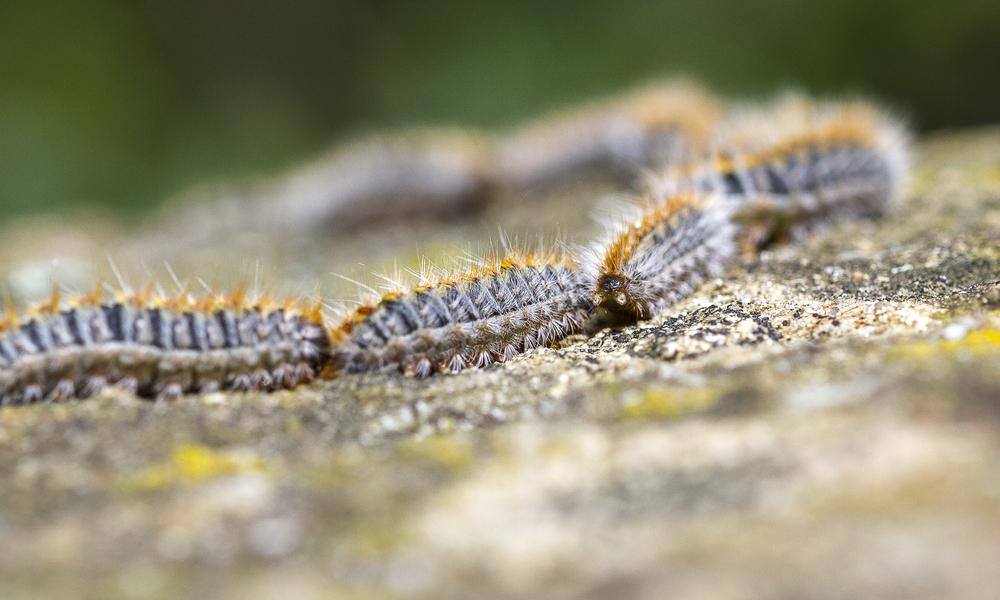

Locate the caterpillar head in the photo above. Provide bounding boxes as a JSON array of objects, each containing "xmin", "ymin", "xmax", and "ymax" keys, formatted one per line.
[{"xmin": 593, "ymin": 272, "xmax": 651, "ymax": 324}]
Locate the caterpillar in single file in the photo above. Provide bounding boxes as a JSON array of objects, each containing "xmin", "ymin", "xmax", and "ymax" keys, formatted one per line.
[
  {"xmin": 650, "ymin": 96, "xmax": 910, "ymax": 249},
  {"xmin": 583, "ymin": 194, "xmax": 736, "ymax": 324},
  {"xmin": 497, "ymin": 81, "xmax": 723, "ymax": 190},
  {"xmin": 0, "ymin": 289, "xmax": 331, "ymax": 405},
  {"xmin": 158, "ymin": 129, "xmax": 498, "ymax": 243},
  {"xmin": 329, "ymin": 250, "xmax": 592, "ymax": 377},
  {"xmin": 154, "ymin": 80, "xmax": 722, "ymax": 244},
  {"xmin": 583, "ymin": 96, "xmax": 908, "ymax": 324}
]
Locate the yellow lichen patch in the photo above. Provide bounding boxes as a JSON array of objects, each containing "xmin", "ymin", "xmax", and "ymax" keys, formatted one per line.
[
  {"xmin": 341, "ymin": 516, "xmax": 417, "ymax": 561},
  {"xmin": 890, "ymin": 329, "xmax": 1000, "ymax": 361},
  {"xmin": 399, "ymin": 435, "xmax": 475, "ymax": 472},
  {"xmin": 119, "ymin": 443, "xmax": 271, "ymax": 494},
  {"xmin": 619, "ymin": 386, "xmax": 722, "ymax": 421}
]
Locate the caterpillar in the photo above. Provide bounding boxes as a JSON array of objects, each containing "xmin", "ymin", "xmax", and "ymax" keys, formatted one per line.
[
  {"xmin": 650, "ymin": 96, "xmax": 911, "ymax": 249},
  {"xmin": 583, "ymin": 194, "xmax": 737, "ymax": 324},
  {"xmin": 497, "ymin": 81, "xmax": 723, "ymax": 190},
  {"xmin": 329, "ymin": 250, "xmax": 592, "ymax": 377},
  {"xmin": 157, "ymin": 128, "xmax": 497, "ymax": 243},
  {"xmin": 258, "ymin": 129, "xmax": 498, "ymax": 231},
  {"xmin": 0, "ymin": 289, "xmax": 331, "ymax": 405},
  {"xmin": 153, "ymin": 81, "xmax": 722, "ymax": 244},
  {"xmin": 0, "ymin": 250, "xmax": 592, "ymax": 404}
]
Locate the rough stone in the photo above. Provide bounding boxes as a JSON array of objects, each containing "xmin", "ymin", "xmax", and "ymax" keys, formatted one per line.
[{"xmin": 0, "ymin": 127, "xmax": 998, "ymax": 599}]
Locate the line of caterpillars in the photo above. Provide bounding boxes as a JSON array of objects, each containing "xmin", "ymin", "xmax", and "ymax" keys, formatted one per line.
[
  {"xmin": 161, "ymin": 80, "xmax": 722, "ymax": 241},
  {"xmin": 0, "ymin": 96, "xmax": 910, "ymax": 405}
]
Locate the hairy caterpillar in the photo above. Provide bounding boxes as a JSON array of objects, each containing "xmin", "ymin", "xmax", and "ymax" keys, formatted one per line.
[
  {"xmin": 259, "ymin": 129, "xmax": 498, "ymax": 231},
  {"xmin": 0, "ymin": 251, "xmax": 592, "ymax": 404},
  {"xmin": 330, "ymin": 251, "xmax": 592, "ymax": 377},
  {"xmin": 498, "ymin": 81, "xmax": 723, "ymax": 190},
  {"xmin": 155, "ymin": 82, "xmax": 722, "ymax": 244},
  {"xmin": 651, "ymin": 97, "xmax": 911, "ymax": 248},
  {"xmin": 158, "ymin": 129, "xmax": 497, "ymax": 243},
  {"xmin": 583, "ymin": 194, "xmax": 736, "ymax": 324},
  {"xmin": 0, "ymin": 289, "xmax": 331, "ymax": 405}
]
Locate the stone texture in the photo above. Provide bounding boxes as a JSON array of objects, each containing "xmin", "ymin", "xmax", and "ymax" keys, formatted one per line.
[{"xmin": 0, "ymin": 127, "xmax": 998, "ymax": 599}]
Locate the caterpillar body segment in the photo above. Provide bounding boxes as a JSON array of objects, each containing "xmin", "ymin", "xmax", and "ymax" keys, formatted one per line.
[
  {"xmin": 583, "ymin": 194, "xmax": 737, "ymax": 325},
  {"xmin": 0, "ymin": 293, "xmax": 331, "ymax": 405},
  {"xmin": 331, "ymin": 253, "xmax": 593, "ymax": 377}
]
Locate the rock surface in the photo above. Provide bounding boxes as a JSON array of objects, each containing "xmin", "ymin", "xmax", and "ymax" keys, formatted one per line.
[{"xmin": 0, "ymin": 127, "xmax": 998, "ymax": 599}]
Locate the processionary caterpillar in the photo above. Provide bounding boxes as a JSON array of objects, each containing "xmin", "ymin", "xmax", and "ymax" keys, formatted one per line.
[
  {"xmin": 0, "ymin": 250, "xmax": 591, "ymax": 404},
  {"xmin": 0, "ymin": 289, "xmax": 330, "ymax": 405},
  {"xmin": 650, "ymin": 96, "xmax": 910, "ymax": 249}
]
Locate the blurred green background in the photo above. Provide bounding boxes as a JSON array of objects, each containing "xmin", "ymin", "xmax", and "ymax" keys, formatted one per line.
[{"xmin": 3, "ymin": 0, "xmax": 999, "ymax": 218}]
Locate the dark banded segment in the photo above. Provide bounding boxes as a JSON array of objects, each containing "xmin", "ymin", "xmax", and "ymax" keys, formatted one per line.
[
  {"xmin": 0, "ymin": 302, "xmax": 332, "ymax": 405},
  {"xmin": 760, "ymin": 164, "xmax": 789, "ymax": 195}
]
